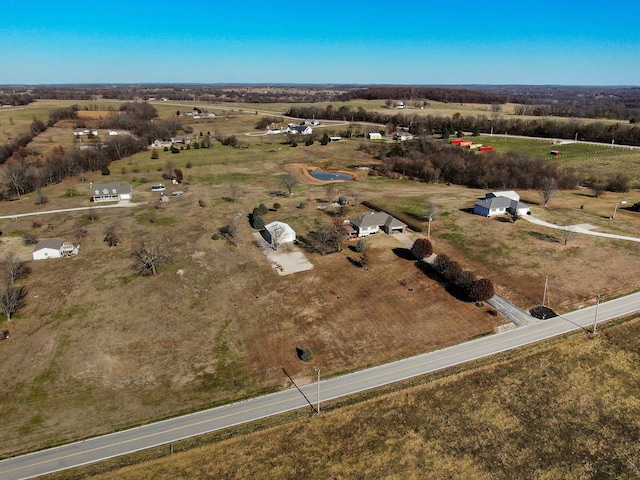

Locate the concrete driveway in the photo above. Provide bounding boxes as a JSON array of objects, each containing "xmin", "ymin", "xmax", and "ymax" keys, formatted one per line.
[
  {"xmin": 522, "ymin": 214, "xmax": 640, "ymax": 243},
  {"xmin": 254, "ymin": 233, "xmax": 313, "ymax": 275}
]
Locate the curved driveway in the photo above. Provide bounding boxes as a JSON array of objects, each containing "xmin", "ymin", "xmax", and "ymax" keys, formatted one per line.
[
  {"xmin": 522, "ymin": 214, "xmax": 640, "ymax": 243},
  {"xmin": 2, "ymin": 292, "xmax": 640, "ymax": 480}
]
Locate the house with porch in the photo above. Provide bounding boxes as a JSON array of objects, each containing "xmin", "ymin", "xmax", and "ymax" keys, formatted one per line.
[
  {"xmin": 349, "ymin": 211, "xmax": 407, "ymax": 237},
  {"xmin": 91, "ymin": 183, "xmax": 133, "ymax": 202},
  {"xmin": 474, "ymin": 191, "xmax": 530, "ymax": 217}
]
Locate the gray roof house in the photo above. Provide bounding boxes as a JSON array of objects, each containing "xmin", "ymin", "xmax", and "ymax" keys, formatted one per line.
[
  {"xmin": 474, "ymin": 193, "xmax": 530, "ymax": 217},
  {"xmin": 91, "ymin": 183, "xmax": 133, "ymax": 202},
  {"xmin": 350, "ymin": 212, "xmax": 407, "ymax": 237}
]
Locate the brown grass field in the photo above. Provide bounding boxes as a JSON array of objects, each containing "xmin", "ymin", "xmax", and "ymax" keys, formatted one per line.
[
  {"xmin": 46, "ymin": 317, "xmax": 640, "ymax": 480},
  {"xmin": 0, "ymin": 104, "xmax": 639, "ymax": 466}
]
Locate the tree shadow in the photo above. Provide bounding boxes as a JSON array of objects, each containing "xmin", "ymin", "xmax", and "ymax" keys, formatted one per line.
[
  {"xmin": 392, "ymin": 247, "xmax": 414, "ymax": 260},
  {"xmin": 527, "ymin": 231, "xmax": 560, "ymax": 243}
]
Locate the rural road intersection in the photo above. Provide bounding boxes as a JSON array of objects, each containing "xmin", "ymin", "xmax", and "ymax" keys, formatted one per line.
[{"xmin": 2, "ymin": 291, "xmax": 640, "ymax": 480}]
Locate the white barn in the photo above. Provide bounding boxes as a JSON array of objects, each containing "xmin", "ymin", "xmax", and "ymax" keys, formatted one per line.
[{"xmin": 263, "ymin": 221, "xmax": 296, "ymax": 249}]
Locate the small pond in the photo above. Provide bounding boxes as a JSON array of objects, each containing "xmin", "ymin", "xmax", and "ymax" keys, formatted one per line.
[{"xmin": 310, "ymin": 170, "xmax": 353, "ymax": 181}]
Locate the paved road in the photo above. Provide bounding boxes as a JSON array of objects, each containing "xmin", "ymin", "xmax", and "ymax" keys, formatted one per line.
[{"xmin": 2, "ymin": 291, "xmax": 640, "ymax": 480}]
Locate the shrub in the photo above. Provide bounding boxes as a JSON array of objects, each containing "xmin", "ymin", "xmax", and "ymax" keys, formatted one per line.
[
  {"xmin": 257, "ymin": 203, "xmax": 269, "ymax": 215},
  {"xmin": 251, "ymin": 214, "xmax": 265, "ymax": 230},
  {"xmin": 185, "ymin": 161, "xmax": 193, "ymax": 168},
  {"xmin": 23, "ymin": 233, "xmax": 38, "ymax": 246},
  {"xmin": 170, "ymin": 146, "xmax": 180, "ymax": 154},
  {"xmin": 355, "ymin": 239, "xmax": 366, "ymax": 253},
  {"xmin": 305, "ymin": 138, "xmax": 314, "ymax": 146},
  {"xmin": 297, "ymin": 202, "xmax": 306, "ymax": 209},
  {"xmin": 300, "ymin": 348, "xmax": 314, "ymax": 362},
  {"xmin": 151, "ymin": 149, "xmax": 160, "ymax": 159},
  {"xmin": 468, "ymin": 278, "xmax": 495, "ymax": 302},
  {"xmin": 273, "ymin": 202, "xmax": 281, "ymax": 211},
  {"xmin": 411, "ymin": 238, "xmax": 433, "ymax": 260},
  {"xmin": 101, "ymin": 166, "xmax": 110, "ymax": 176},
  {"xmin": 198, "ymin": 199, "xmax": 206, "ymax": 208},
  {"xmin": 211, "ymin": 233, "xmax": 221, "ymax": 240}
]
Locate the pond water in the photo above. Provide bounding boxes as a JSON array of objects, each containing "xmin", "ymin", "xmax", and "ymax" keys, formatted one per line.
[{"xmin": 310, "ymin": 170, "xmax": 353, "ymax": 181}]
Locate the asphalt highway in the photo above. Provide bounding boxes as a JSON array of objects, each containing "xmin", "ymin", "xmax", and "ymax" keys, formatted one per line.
[{"xmin": 2, "ymin": 292, "xmax": 640, "ymax": 480}]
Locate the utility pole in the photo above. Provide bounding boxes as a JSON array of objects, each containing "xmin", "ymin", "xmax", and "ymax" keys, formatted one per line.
[
  {"xmin": 542, "ymin": 275, "xmax": 549, "ymax": 307},
  {"xmin": 593, "ymin": 294, "xmax": 601, "ymax": 334},
  {"xmin": 613, "ymin": 200, "xmax": 627, "ymax": 219},
  {"xmin": 427, "ymin": 215, "xmax": 432, "ymax": 238},
  {"xmin": 314, "ymin": 368, "xmax": 320, "ymax": 415}
]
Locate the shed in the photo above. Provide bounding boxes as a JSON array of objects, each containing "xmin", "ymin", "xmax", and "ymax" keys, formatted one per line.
[
  {"xmin": 367, "ymin": 132, "xmax": 383, "ymax": 140},
  {"xmin": 263, "ymin": 221, "xmax": 296, "ymax": 249}
]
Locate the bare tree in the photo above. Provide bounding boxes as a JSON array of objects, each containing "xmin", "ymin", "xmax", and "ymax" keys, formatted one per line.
[
  {"xmin": 562, "ymin": 227, "xmax": 575, "ymax": 245},
  {"xmin": 325, "ymin": 183, "xmax": 336, "ymax": 203},
  {"xmin": 229, "ymin": 184, "xmax": 243, "ymax": 202},
  {"xmin": 281, "ymin": 172, "xmax": 299, "ymax": 196},
  {"xmin": 35, "ymin": 187, "xmax": 48, "ymax": 205},
  {"xmin": 1, "ymin": 253, "xmax": 31, "ymax": 284},
  {"xmin": 75, "ymin": 225, "xmax": 88, "ymax": 239},
  {"xmin": 226, "ymin": 213, "xmax": 243, "ymax": 247},
  {"xmin": 104, "ymin": 223, "xmax": 121, "ymax": 247},
  {"xmin": 307, "ymin": 227, "xmax": 341, "ymax": 255},
  {"xmin": 424, "ymin": 200, "xmax": 439, "ymax": 221},
  {"xmin": 0, "ymin": 283, "xmax": 27, "ymax": 320},
  {"xmin": 132, "ymin": 238, "xmax": 172, "ymax": 275},
  {"xmin": 539, "ymin": 177, "xmax": 557, "ymax": 207},
  {"xmin": 87, "ymin": 208, "xmax": 99, "ymax": 222}
]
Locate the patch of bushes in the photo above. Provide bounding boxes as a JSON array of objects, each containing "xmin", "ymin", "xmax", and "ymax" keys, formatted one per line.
[{"xmin": 429, "ymin": 254, "xmax": 495, "ymax": 302}]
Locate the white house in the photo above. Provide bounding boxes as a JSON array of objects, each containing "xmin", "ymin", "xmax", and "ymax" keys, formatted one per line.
[
  {"xmin": 486, "ymin": 191, "xmax": 520, "ymax": 202},
  {"xmin": 474, "ymin": 192, "xmax": 530, "ymax": 217},
  {"xmin": 32, "ymin": 239, "xmax": 73, "ymax": 260},
  {"xmin": 91, "ymin": 183, "xmax": 133, "ymax": 202},
  {"xmin": 350, "ymin": 212, "xmax": 407, "ymax": 237},
  {"xmin": 286, "ymin": 125, "xmax": 313, "ymax": 135},
  {"xmin": 263, "ymin": 221, "xmax": 296, "ymax": 249}
]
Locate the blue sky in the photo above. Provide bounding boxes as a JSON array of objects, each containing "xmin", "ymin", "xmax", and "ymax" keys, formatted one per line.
[{"xmin": 2, "ymin": 0, "xmax": 638, "ymax": 85}]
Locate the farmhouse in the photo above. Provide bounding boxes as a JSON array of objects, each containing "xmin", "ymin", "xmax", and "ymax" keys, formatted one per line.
[
  {"xmin": 474, "ymin": 192, "xmax": 530, "ymax": 217},
  {"xmin": 286, "ymin": 125, "xmax": 313, "ymax": 135},
  {"xmin": 91, "ymin": 183, "xmax": 133, "ymax": 202},
  {"xmin": 73, "ymin": 128, "xmax": 98, "ymax": 137},
  {"xmin": 32, "ymin": 239, "xmax": 74, "ymax": 260},
  {"xmin": 350, "ymin": 212, "xmax": 407, "ymax": 237},
  {"xmin": 263, "ymin": 221, "xmax": 296, "ymax": 249}
]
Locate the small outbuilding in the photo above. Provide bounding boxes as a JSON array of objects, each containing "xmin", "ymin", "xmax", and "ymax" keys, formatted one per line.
[
  {"xmin": 350, "ymin": 212, "xmax": 407, "ymax": 237},
  {"xmin": 263, "ymin": 221, "xmax": 296, "ymax": 249}
]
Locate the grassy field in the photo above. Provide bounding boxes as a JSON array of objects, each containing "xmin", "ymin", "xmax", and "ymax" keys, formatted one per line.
[
  {"xmin": 47, "ymin": 316, "xmax": 640, "ymax": 480},
  {"xmin": 1, "ymin": 103, "xmax": 640, "ymax": 461}
]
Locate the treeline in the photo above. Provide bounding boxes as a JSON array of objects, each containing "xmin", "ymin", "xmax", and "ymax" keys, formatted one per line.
[
  {"xmin": 362, "ymin": 139, "xmax": 579, "ymax": 191},
  {"xmin": 286, "ymin": 105, "xmax": 640, "ymax": 146},
  {"xmin": 0, "ymin": 92, "xmax": 36, "ymax": 106},
  {"xmin": 1, "ymin": 135, "xmax": 146, "ymax": 198},
  {"xmin": 0, "ymin": 102, "xmax": 174, "ymax": 198},
  {"xmin": 97, "ymin": 102, "xmax": 182, "ymax": 143},
  {"xmin": 338, "ymin": 86, "xmax": 509, "ymax": 105}
]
